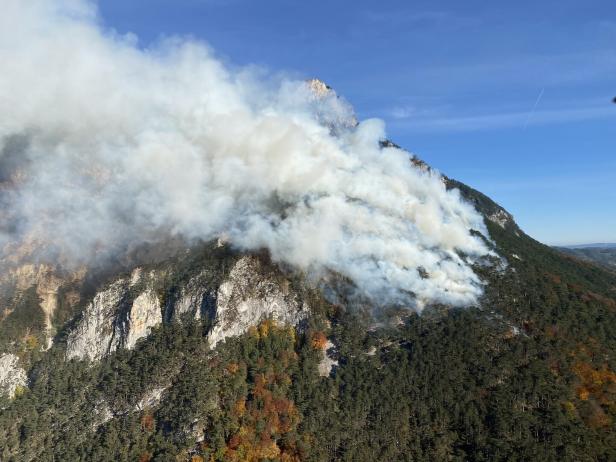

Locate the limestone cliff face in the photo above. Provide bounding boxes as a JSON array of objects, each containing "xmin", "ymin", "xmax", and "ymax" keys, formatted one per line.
[
  {"xmin": 208, "ymin": 256, "xmax": 309, "ymax": 347},
  {"xmin": 0, "ymin": 353, "xmax": 27, "ymax": 398},
  {"xmin": 171, "ymin": 270, "xmax": 213, "ymax": 321},
  {"xmin": 65, "ymin": 278, "xmax": 129, "ymax": 361},
  {"xmin": 64, "ymin": 254, "xmax": 309, "ymax": 361},
  {"xmin": 124, "ymin": 289, "xmax": 162, "ymax": 351},
  {"xmin": 66, "ymin": 269, "xmax": 163, "ymax": 361}
]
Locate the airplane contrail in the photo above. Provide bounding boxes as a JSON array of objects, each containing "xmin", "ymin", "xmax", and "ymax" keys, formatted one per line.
[{"xmin": 523, "ymin": 87, "xmax": 545, "ymax": 129}]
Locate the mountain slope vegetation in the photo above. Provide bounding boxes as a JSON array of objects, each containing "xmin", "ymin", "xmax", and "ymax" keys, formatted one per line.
[
  {"xmin": 1, "ymin": 178, "xmax": 616, "ymax": 462},
  {"xmin": 556, "ymin": 246, "xmax": 616, "ymax": 271}
]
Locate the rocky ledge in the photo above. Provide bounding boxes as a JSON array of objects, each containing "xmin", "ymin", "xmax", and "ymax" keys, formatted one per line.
[{"xmin": 66, "ymin": 255, "xmax": 309, "ymax": 361}]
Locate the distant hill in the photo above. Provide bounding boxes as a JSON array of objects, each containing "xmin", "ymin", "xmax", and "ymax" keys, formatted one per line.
[
  {"xmin": 563, "ymin": 243, "xmax": 616, "ymax": 249},
  {"xmin": 556, "ymin": 245, "xmax": 616, "ymax": 270}
]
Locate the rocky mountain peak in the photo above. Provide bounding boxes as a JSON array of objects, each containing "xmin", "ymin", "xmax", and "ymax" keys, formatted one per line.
[{"xmin": 306, "ymin": 78, "xmax": 333, "ymax": 98}]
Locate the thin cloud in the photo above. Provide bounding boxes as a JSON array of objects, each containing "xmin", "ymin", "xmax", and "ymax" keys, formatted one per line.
[
  {"xmin": 361, "ymin": 10, "xmax": 480, "ymax": 28},
  {"xmin": 474, "ymin": 171, "xmax": 616, "ymax": 194},
  {"xmin": 387, "ymin": 105, "xmax": 416, "ymax": 119},
  {"xmin": 391, "ymin": 105, "xmax": 616, "ymax": 133},
  {"xmin": 346, "ymin": 50, "xmax": 616, "ymax": 102}
]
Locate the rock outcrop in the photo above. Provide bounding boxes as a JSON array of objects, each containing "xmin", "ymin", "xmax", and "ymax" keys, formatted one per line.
[
  {"xmin": 488, "ymin": 209, "xmax": 515, "ymax": 229},
  {"xmin": 0, "ymin": 353, "xmax": 27, "ymax": 398},
  {"xmin": 171, "ymin": 270, "xmax": 214, "ymax": 321},
  {"xmin": 125, "ymin": 289, "xmax": 162, "ymax": 351},
  {"xmin": 65, "ymin": 254, "xmax": 309, "ymax": 360},
  {"xmin": 66, "ymin": 269, "xmax": 162, "ymax": 361},
  {"xmin": 306, "ymin": 78, "xmax": 358, "ymax": 131},
  {"xmin": 66, "ymin": 278, "xmax": 128, "ymax": 361},
  {"xmin": 317, "ymin": 339, "xmax": 338, "ymax": 377},
  {"xmin": 208, "ymin": 256, "xmax": 309, "ymax": 347},
  {"xmin": 135, "ymin": 386, "xmax": 167, "ymax": 411}
]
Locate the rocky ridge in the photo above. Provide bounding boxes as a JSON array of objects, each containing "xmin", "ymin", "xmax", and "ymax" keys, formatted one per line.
[{"xmin": 64, "ymin": 255, "xmax": 308, "ymax": 362}]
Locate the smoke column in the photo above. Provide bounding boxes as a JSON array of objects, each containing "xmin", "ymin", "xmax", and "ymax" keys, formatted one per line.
[{"xmin": 0, "ymin": 0, "xmax": 494, "ymax": 309}]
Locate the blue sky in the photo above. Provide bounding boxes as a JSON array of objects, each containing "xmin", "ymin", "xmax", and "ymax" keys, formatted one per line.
[{"xmin": 98, "ymin": 0, "xmax": 615, "ymax": 245}]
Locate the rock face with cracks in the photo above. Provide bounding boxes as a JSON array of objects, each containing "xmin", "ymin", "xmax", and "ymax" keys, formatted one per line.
[
  {"xmin": 170, "ymin": 270, "xmax": 213, "ymax": 321},
  {"xmin": 66, "ymin": 269, "xmax": 163, "ymax": 361},
  {"xmin": 208, "ymin": 256, "xmax": 309, "ymax": 347},
  {"xmin": 0, "ymin": 353, "xmax": 27, "ymax": 398},
  {"xmin": 64, "ymin": 254, "xmax": 309, "ymax": 361}
]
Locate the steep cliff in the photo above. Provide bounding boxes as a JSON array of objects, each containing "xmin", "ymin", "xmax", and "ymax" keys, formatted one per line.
[
  {"xmin": 66, "ymin": 269, "xmax": 163, "ymax": 361},
  {"xmin": 0, "ymin": 353, "xmax": 27, "ymax": 398},
  {"xmin": 208, "ymin": 255, "xmax": 309, "ymax": 347},
  {"xmin": 63, "ymin": 254, "xmax": 308, "ymax": 362}
]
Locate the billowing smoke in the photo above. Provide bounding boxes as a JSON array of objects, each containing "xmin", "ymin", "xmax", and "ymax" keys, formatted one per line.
[{"xmin": 0, "ymin": 0, "xmax": 493, "ymax": 309}]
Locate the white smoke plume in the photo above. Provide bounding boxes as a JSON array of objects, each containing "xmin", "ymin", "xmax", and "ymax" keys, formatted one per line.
[{"xmin": 0, "ymin": 0, "xmax": 493, "ymax": 309}]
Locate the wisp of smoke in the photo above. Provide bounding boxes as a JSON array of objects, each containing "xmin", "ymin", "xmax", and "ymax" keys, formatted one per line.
[{"xmin": 0, "ymin": 0, "xmax": 493, "ymax": 309}]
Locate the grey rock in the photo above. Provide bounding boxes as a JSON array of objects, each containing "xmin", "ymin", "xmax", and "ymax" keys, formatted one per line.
[{"xmin": 0, "ymin": 353, "xmax": 27, "ymax": 398}]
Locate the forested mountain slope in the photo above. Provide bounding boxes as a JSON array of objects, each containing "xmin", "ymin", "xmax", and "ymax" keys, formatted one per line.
[
  {"xmin": 556, "ymin": 246, "xmax": 616, "ymax": 271},
  {"xmin": 0, "ymin": 159, "xmax": 615, "ymax": 462}
]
